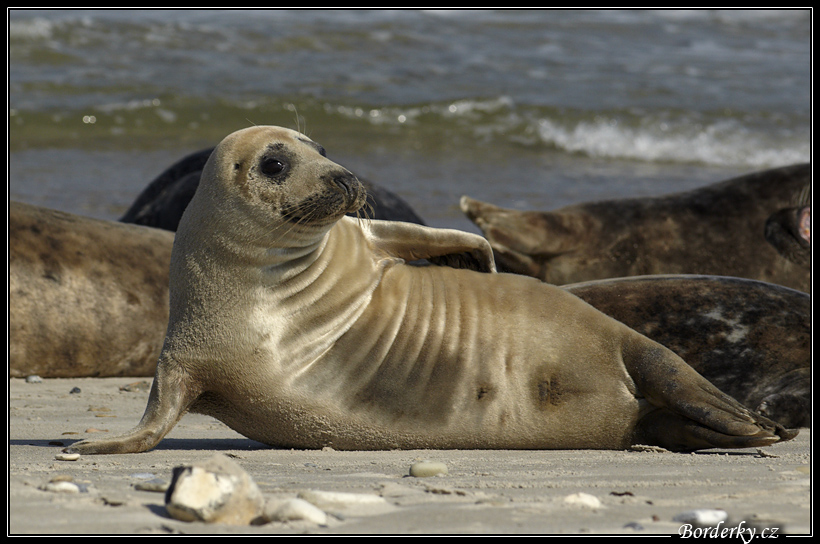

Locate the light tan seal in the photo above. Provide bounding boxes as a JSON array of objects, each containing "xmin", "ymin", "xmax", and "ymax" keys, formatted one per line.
[
  {"xmin": 65, "ymin": 126, "xmax": 796, "ymax": 455},
  {"xmin": 9, "ymin": 201, "xmax": 173, "ymax": 378}
]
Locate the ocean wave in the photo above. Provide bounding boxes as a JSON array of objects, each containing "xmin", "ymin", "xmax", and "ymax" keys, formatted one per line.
[
  {"xmin": 328, "ymin": 97, "xmax": 809, "ymax": 169},
  {"xmin": 8, "ymin": 16, "xmax": 57, "ymax": 40},
  {"xmin": 533, "ymin": 115, "xmax": 809, "ymax": 168},
  {"xmin": 10, "ymin": 91, "xmax": 808, "ymax": 170}
]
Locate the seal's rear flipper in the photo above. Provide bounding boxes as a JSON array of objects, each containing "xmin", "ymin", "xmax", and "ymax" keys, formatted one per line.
[
  {"xmin": 624, "ymin": 339, "xmax": 798, "ymax": 451},
  {"xmin": 633, "ymin": 408, "xmax": 797, "ymax": 452}
]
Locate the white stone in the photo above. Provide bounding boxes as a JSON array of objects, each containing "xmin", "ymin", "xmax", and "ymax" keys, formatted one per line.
[
  {"xmin": 563, "ymin": 492, "xmax": 602, "ymax": 509},
  {"xmin": 164, "ymin": 454, "xmax": 265, "ymax": 525},
  {"xmin": 265, "ymin": 498, "xmax": 328, "ymax": 525},
  {"xmin": 41, "ymin": 481, "xmax": 81, "ymax": 494},
  {"xmin": 673, "ymin": 508, "xmax": 728, "ymax": 526},
  {"xmin": 55, "ymin": 452, "xmax": 81, "ymax": 461},
  {"xmin": 409, "ymin": 460, "xmax": 448, "ymax": 477},
  {"xmin": 298, "ymin": 490, "xmax": 387, "ymax": 508}
]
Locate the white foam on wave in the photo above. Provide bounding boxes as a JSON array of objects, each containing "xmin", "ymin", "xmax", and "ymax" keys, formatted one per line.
[
  {"xmin": 8, "ymin": 17, "xmax": 54, "ymax": 40},
  {"xmin": 535, "ymin": 116, "xmax": 809, "ymax": 168}
]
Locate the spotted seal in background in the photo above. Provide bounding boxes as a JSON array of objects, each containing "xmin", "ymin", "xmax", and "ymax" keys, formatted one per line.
[{"xmin": 563, "ymin": 275, "xmax": 811, "ymax": 428}]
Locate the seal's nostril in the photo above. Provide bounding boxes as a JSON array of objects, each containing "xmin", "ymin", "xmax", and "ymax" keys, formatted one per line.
[
  {"xmin": 333, "ymin": 177, "xmax": 351, "ymax": 196},
  {"xmin": 332, "ymin": 173, "xmax": 359, "ymax": 197}
]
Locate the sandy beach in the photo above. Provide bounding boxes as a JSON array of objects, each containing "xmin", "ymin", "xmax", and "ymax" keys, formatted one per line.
[{"xmin": 8, "ymin": 376, "xmax": 810, "ymax": 535}]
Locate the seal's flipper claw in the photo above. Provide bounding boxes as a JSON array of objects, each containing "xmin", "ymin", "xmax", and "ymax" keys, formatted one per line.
[{"xmin": 633, "ymin": 409, "xmax": 786, "ymax": 451}]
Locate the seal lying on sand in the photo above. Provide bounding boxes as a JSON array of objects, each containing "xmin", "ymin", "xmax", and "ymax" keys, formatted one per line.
[
  {"xmin": 460, "ymin": 164, "xmax": 811, "ymax": 293},
  {"xmin": 120, "ymin": 147, "xmax": 426, "ymax": 231},
  {"xmin": 65, "ymin": 126, "xmax": 796, "ymax": 455},
  {"xmin": 9, "ymin": 201, "xmax": 173, "ymax": 378},
  {"xmin": 563, "ymin": 275, "xmax": 811, "ymax": 428}
]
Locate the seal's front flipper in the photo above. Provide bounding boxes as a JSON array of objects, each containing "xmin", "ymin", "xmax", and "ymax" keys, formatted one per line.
[
  {"xmin": 63, "ymin": 361, "xmax": 194, "ymax": 455},
  {"xmin": 362, "ymin": 218, "xmax": 497, "ymax": 273},
  {"xmin": 625, "ymin": 339, "xmax": 798, "ymax": 451}
]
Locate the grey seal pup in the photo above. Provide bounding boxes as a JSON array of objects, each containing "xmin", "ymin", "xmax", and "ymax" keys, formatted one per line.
[{"xmin": 65, "ymin": 126, "xmax": 796, "ymax": 455}]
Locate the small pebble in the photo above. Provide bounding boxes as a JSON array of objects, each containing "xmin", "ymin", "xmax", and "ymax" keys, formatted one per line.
[
  {"xmin": 120, "ymin": 380, "xmax": 151, "ymax": 392},
  {"xmin": 40, "ymin": 481, "xmax": 82, "ymax": 494},
  {"xmin": 563, "ymin": 492, "xmax": 602, "ymax": 509},
  {"xmin": 298, "ymin": 490, "xmax": 387, "ymax": 509},
  {"xmin": 756, "ymin": 448, "xmax": 778, "ymax": 458},
  {"xmin": 25, "ymin": 375, "xmax": 42, "ymax": 383},
  {"xmin": 55, "ymin": 452, "xmax": 80, "ymax": 461},
  {"xmin": 623, "ymin": 521, "xmax": 644, "ymax": 531},
  {"xmin": 409, "ymin": 460, "xmax": 448, "ymax": 478},
  {"xmin": 673, "ymin": 508, "xmax": 728, "ymax": 526},
  {"xmin": 69, "ymin": 387, "xmax": 81, "ymax": 394},
  {"xmin": 101, "ymin": 496, "xmax": 127, "ymax": 507},
  {"xmin": 265, "ymin": 498, "xmax": 327, "ymax": 525},
  {"xmin": 135, "ymin": 478, "xmax": 169, "ymax": 493}
]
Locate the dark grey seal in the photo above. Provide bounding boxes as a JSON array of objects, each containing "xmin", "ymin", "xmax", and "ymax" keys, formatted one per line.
[
  {"xmin": 461, "ymin": 164, "xmax": 811, "ymax": 293},
  {"xmin": 120, "ymin": 147, "xmax": 426, "ymax": 231},
  {"xmin": 563, "ymin": 275, "xmax": 811, "ymax": 428},
  {"xmin": 9, "ymin": 201, "xmax": 172, "ymax": 378}
]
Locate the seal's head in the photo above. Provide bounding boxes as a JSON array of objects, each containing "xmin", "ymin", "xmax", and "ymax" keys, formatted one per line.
[{"xmin": 196, "ymin": 126, "xmax": 366, "ymax": 235}]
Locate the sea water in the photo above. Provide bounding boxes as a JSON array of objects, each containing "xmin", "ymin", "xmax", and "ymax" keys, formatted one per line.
[{"xmin": 9, "ymin": 9, "xmax": 811, "ymax": 231}]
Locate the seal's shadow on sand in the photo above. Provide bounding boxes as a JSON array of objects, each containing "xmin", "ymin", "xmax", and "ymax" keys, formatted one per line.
[
  {"xmin": 12, "ymin": 438, "xmax": 271, "ymax": 451},
  {"xmin": 15, "ymin": 438, "xmax": 766, "ymax": 457}
]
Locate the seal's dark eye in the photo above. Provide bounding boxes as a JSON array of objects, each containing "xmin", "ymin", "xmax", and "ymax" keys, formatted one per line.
[{"xmin": 260, "ymin": 158, "xmax": 286, "ymax": 176}]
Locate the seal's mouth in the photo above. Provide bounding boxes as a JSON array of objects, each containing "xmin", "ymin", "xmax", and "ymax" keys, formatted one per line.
[
  {"xmin": 798, "ymin": 206, "xmax": 810, "ymax": 244},
  {"xmin": 280, "ymin": 171, "xmax": 366, "ymax": 226}
]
